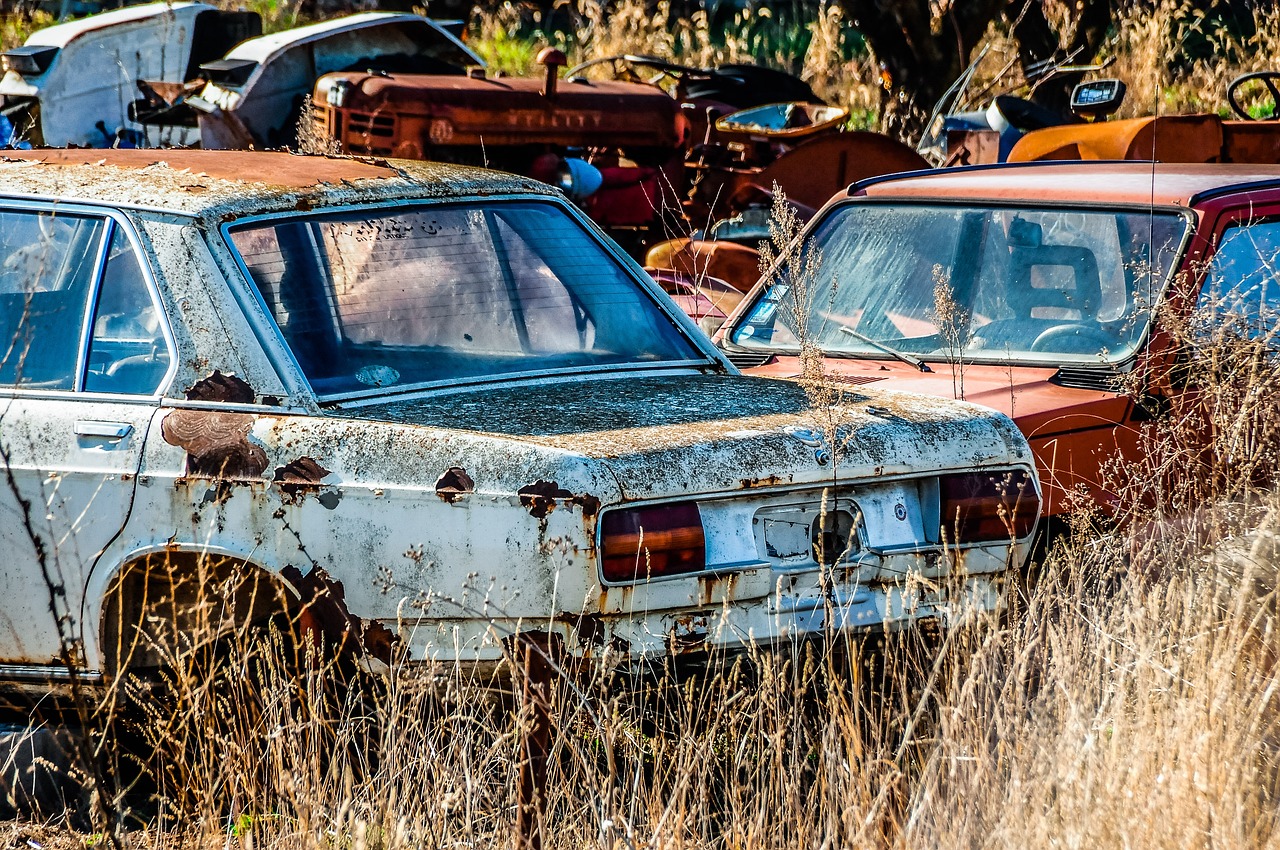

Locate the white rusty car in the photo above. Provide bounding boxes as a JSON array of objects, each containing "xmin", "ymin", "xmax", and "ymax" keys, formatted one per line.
[{"xmin": 0, "ymin": 150, "xmax": 1038, "ymax": 695}]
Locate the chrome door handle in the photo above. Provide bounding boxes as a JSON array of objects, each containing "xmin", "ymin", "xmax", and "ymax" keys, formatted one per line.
[{"xmin": 74, "ymin": 420, "xmax": 133, "ymax": 439}]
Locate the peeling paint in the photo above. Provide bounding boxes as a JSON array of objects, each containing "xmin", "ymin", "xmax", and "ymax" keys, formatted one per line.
[
  {"xmin": 274, "ymin": 456, "xmax": 334, "ymax": 506},
  {"xmin": 556, "ymin": 611, "xmax": 606, "ymax": 649},
  {"xmin": 161, "ymin": 410, "xmax": 268, "ymax": 479},
  {"xmin": 567, "ymin": 493, "xmax": 601, "ymax": 518},
  {"xmin": 435, "ymin": 467, "xmax": 475, "ymax": 503},
  {"xmin": 518, "ymin": 480, "xmax": 573, "ymax": 519},
  {"xmin": 740, "ymin": 474, "xmax": 787, "ymax": 489},
  {"xmin": 280, "ymin": 564, "xmax": 397, "ymax": 665},
  {"xmin": 184, "ymin": 370, "xmax": 255, "ymax": 404},
  {"xmin": 668, "ymin": 615, "xmax": 709, "ymax": 653}
]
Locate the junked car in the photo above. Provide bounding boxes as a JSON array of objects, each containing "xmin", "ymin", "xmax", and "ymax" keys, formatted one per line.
[
  {"xmin": 0, "ymin": 5, "xmax": 477, "ymax": 151},
  {"xmin": 0, "ymin": 2, "xmax": 260, "ymax": 148},
  {"xmin": 0, "ymin": 150, "xmax": 1038, "ymax": 706},
  {"xmin": 718, "ymin": 161, "xmax": 1280, "ymax": 522},
  {"xmin": 191, "ymin": 11, "xmax": 481, "ymax": 150}
]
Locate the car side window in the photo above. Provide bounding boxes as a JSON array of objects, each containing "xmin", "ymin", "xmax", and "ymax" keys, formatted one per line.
[
  {"xmin": 84, "ymin": 226, "xmax": 170, "ymax": 395},
  {"xmin": 0, "ymin": 210, "xmax": 106, "ymax": 389},
  {"xmin": 1201, "ymin": 219, "xmax": 1280, "ymax": 340}
]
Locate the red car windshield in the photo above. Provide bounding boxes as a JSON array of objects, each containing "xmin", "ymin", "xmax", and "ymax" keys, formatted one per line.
[
  {"xmin": 229, "ymin": 200, "xmax": 703, "ymax": 397},
  {"xmin": 728, "ymin": 202, "xmax": 1189, "ymax": 366}
]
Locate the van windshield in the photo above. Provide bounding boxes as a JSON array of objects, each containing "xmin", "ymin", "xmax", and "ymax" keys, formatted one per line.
[
  {"xmin": 727, "ymin": 202, "xmax": 1189, "ymax": 366},
  {"xmin": 228, "ymin": 200, "xmax": 702, "ymax": 397}
]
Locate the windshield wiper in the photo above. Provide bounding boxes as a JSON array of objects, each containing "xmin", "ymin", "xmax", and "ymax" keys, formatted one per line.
[{"xmin": 838, "ymin": 326, "xmax": 932, "ymax": 373}]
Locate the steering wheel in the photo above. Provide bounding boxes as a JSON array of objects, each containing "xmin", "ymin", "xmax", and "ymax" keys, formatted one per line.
[
  {"xmin": 1228, "ymin": 72, "xmax": 1280, "ymax": 120},
  {"xmin": 565, "ymin": 53, "xmax": 704, "ymax": 84},
  {"xmin": 1030, "ymin": 324, "xmax": 1114, "ymax": 354}
]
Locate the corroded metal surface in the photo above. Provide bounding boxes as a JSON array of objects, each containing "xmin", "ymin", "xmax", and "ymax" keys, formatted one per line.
[
  {"xmin": 0, "ymin": 150, "xmax": 552, "ymax": 218},
  {"xmin": 0, "ymin": 161, "xmax": 1038, "ymax": 690}
]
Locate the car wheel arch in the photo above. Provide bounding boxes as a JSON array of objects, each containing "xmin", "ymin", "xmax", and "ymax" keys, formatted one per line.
[{"xmin": 96, "ymin": 548, "xmax": 302, "ymax": 679}]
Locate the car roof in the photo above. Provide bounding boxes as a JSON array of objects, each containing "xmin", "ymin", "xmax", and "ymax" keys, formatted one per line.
[
  {"xmin": 0, "ymin": 149, "xmax": 553, "ymax": 218},
  {"xmin": 222, "ymin": 12, "xmax": 480, "ymax": 66},
  {"xmin": 21, "ymin": 1, "xmax": 210, "ymax": 48},
  {"xmin": 856, "ymin": 162, "xmax": 1280, "ymax": 208}
]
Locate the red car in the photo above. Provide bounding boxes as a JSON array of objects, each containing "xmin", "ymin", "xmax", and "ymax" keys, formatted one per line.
[{"xmin": 718, "ymin": 162, "xmax": 1280, "ymax": 520}]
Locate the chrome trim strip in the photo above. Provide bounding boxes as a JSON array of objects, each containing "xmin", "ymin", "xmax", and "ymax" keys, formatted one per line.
[{"xmin": 0, "ymin": 664, "xmax": 103, "ymax": 682}]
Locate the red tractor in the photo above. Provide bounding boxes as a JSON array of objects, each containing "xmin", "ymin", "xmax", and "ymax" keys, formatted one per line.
[{"xmin": 309, "ymin": 50, "xmax": 928, "ymax": 261}]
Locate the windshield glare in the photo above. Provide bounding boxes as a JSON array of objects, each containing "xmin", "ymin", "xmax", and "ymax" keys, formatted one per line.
[
  {"xmin": 729, "ymin": 202, "xmax": 1189, "ymax": 366},
  {"xmin": 229, "ymin": 201, "xmax": 701, "ymax": 396}
]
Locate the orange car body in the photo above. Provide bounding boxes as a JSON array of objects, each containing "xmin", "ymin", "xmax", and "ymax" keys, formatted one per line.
[{"xmin": 719, "ymin": 162, "xmax": 1280, "ymax": 519}]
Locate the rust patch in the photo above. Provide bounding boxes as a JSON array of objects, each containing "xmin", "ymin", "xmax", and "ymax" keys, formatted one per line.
[
  {"xmin": 162, "ymin": 410, "xmax": 267, "ymax": 479},
  {"xmin": 185, "ymin": 370, "xmax": 255, "ymax": 404},
  {"xmin": 281, "ymin": 564, "xmax": 397, "ymax": 665},
  {"xmin": 668, "ymin": 615, "xmax": 709, "ymax": 653},
  {"xmin": 740, "ymin": 474, "xmax": 786, "ymax": 489},
  {"xmin": 435, "ymin": 467, "xmax": 475, "ymax": 503},
  {"xmin": 698, "ymin": 572, "xmax": 737, "ymax": 607},
  {"xmin": 274, "ymin": 457, "xmax": 334, "ymax": 505},
  {"xmin": 518, "ymin": 480, "xmax": 573, "ymax": 519},
  {"xmin": 275, "ymin": 456, "xmax": 329, "ymax": 484},
  {"xmin": 556, "ymin": 611, "xmax": 606, "ymax": 649},
  {"xmin": 567, "ymin": 493, "xmax": 601, "ymax": 518}
]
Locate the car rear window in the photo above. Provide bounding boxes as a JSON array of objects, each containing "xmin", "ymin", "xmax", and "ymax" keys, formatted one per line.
[{"xmin": 228, "ymin": 200, "xmax": 702, "ymax": 397}]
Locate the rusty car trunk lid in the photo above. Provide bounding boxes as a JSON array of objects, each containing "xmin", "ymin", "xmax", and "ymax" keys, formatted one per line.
[{"xmin": 329, "ymin": 374, "xmax": 1030, "ymax": 500}]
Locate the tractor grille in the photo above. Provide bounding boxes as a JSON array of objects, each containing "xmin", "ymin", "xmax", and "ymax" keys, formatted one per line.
[{"xmin": 345, "ymin": 112, "xmax": 396, "ymax": 156}]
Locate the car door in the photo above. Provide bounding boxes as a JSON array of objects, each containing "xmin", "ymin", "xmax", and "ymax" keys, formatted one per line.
[
  {"xmin": 1197, "ymin": 207, "xmax": 1280, "ymax": 339},
  {"xmin": 0, "ymin": 205, "xmax": 172, "ymax": 680}
]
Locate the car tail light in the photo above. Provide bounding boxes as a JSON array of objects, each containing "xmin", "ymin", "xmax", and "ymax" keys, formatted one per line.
[
  {"xmin": 939, "ymin": 470, "xmax": 1038, "ymax": 543},
  {"xmin": 601, "ymin": 502, "xmax": 705, "ymax": 582}
]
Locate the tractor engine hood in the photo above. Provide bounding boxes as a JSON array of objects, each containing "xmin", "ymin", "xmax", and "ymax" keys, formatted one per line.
[{"xmin": 313, "ymin": 71, "xmax": 682, "ymax": 151}]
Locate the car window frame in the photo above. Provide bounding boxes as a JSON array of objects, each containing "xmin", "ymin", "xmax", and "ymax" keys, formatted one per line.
[
  {"xmin": 219, "ymin": 193, "xmax": 726, "ymax": 404},
  {"xmin": 719, "ymin": 195, "xmax": 1197, "ymax": 371},
  {"xmin": 0, "ymin": 198, "xmax": 177, "ymax": 400},
  {"xmin": 1197, "ymin": 202, "xmax": 1280, "ymax": 330}
]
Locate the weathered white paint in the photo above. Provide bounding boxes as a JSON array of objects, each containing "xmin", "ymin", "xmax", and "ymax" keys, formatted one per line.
[{"xmin": 0, "ymin": 155, "xmax": 1039, "ymax": 687}]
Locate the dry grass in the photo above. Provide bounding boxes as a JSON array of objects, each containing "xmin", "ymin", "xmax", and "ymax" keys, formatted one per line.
[
  {"xmin": 6, "ymin": 494, "xmax": 1280, "ymax": 848},
  {"xmin": 1104, "ymin": 1, "xmax": 1280, "ymax": 119}
]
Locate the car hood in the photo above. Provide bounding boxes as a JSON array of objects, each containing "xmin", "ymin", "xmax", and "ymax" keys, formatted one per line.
[
  {"xmin": 743, "ymin": 356, "xmax": 1131, "ymax": 437},
  {"xmin": 331, "ymin": 374, "xmax": 1032, "ymax": 500}
]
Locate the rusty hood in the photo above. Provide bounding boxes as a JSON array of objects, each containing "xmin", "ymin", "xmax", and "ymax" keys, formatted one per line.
[{"xmin": 330, "ymin": 374, "xmax": 1032, "ymax": 500}]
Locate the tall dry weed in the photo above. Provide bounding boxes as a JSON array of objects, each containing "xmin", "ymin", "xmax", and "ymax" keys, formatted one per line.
[
  {"xmin": 1106, "ymin": 0, "xmax": 1280, "ymax": 118},
  {"xmin": 15, "ymin": 492, "xmax": 1275, "ymax": 849}
]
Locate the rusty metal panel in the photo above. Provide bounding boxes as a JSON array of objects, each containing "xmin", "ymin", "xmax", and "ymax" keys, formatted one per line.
[{"xmin": 317, "ymin": 73, "xmax": 680, "ymax": 155}]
